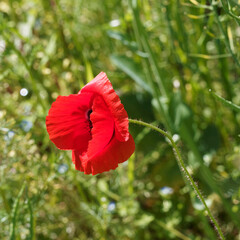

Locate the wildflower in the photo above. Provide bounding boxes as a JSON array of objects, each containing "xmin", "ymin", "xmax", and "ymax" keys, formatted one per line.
[
  {"xmin": 107, "ymin": 201, "xmax": 116, "ymax": 212},
  {"xmin": 46, "ymin": 72, "xmax": 135, "ymax": 175}
]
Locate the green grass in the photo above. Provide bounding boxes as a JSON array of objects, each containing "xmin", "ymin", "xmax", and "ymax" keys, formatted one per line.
[{"xmin": 1, "ymin": 0, "xmax": 240, "ymax": 239}]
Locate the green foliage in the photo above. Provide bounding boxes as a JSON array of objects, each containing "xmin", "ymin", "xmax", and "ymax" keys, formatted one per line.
[{"xmin": 1, "ymin": 0, "xmax": 240, "ymax": 239}]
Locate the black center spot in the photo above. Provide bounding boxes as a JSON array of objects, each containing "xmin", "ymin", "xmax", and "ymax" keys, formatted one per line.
[
  {"xmin": 87, "ymin": 109, "xmax": 92, "ymax": 119},
  {"xmin": 87, "ymin": 109, "xmax": 93, "ymax": 129}
]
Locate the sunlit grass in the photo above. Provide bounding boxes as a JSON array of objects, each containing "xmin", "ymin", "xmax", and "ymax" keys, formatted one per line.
[{"xmin": 0, "ymin": 0, "xmax": 240, "ymax": 239}]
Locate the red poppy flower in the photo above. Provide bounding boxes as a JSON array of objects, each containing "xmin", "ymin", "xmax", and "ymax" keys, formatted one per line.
[{"xmin": 46, "ymin": 72, "xmax": 135, "ymax": 175}]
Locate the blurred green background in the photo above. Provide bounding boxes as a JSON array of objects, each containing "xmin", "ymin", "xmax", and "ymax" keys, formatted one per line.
[{"xmin": 1, "ymin": 0, "xmax": 240, "ymax": 239}]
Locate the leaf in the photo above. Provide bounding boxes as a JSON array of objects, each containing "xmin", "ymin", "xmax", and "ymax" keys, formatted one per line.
[{"xmin": 110, "ymin": 54, "xmax": 152, "ymax": 93}]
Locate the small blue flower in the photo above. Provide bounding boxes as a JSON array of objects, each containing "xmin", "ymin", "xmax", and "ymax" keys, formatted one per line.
[
  {"xmin": 58, "ymin": 164, "xmax": 69, "ymax": 174},
  {"xmin": 4, "ymin": 130, "xmax": 15, "ymax": 141},
  {"xmin": 20, "ymin": 120, "xmax": 33, "ymax": 132},
  {"xmin": 159, "ymin": 186, "xmax": 174, "ymax": 196},
  {"xmin": 107, "ymin": 201, "xmax": 116, "ymax": 212}
]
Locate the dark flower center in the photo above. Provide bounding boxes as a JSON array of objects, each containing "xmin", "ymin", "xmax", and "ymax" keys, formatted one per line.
[{"xmin": 87, "ymin": 109, "xmax": 93, "ymax": 129}]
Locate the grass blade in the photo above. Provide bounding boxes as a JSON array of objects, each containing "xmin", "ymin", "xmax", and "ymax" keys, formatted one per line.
[
  {"xmin": 210, "ymin": 90, "xmax": 240, "ymax": 112},
  {"xmin": 10, "ymin": 182, "xmax": 26, "ymax": 240},
  {"xmin": 110, "ymin": 54, "xmax": 152, "ymax": 93},
  {"xmin": 26, "ymin": 191, "xmax": 35, "ymax": 240}
]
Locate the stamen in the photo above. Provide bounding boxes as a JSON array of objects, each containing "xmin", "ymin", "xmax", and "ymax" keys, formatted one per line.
[
  {"xmin": 87, "ymin": 109, "xmax": 92, "ymax": 120},
  {"xmin": 85, "ymin": 109, "xmax": 93, "ymax": 130}
]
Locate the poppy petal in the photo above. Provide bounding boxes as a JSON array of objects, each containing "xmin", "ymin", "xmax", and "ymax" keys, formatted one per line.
[
  {"xmin": 73, "ymin": 134, "xmax": 135, "ymax": 175},
  {"xmin": 80, "ymin": 72, "xmax": 129, "ymax": 142},
  {"xmin": 87, "ymin": 95, "xmax": 115, "ymax": 158},
  {"xmin": 46, "ymin": 93, "xmax": 93, "ymax": 151}
]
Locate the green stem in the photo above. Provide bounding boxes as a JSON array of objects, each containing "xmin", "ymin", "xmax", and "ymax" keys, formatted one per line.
[
  {"xmin": 158, "ymin": 220, "xmax": 191, "ymax": 240},
  {"xmin": 129, "ymin": 119, "xmax": 225, "ymax": 240}
]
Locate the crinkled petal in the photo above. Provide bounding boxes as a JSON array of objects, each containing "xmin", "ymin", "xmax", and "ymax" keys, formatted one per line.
[
  {"xmin": 80, "ymin": 72, "xmax": 129, "ymax": 142},
  {"xmin": 87, "ymin": 95, "xmax": 115, "ymax": 158},
  {"xmin": 46, "ymin": 93, "xmax": 93, "ymax": 151},
  {"xmin": 72, "ymin": 134, "xmax": 135, "ymax": 175}
]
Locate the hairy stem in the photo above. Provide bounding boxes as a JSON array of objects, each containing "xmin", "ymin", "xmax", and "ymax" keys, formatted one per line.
[{"xmin": 129, "ymin": 118, "xmax": 225, "ymax": 240}]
